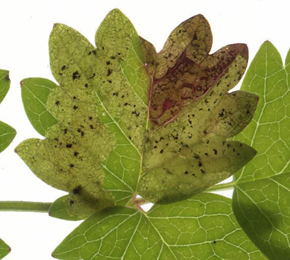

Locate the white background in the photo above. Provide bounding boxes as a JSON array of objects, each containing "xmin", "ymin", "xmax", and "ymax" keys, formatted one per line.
[{"xmin": 0, "ymin": 0, "xmax": 288, "ymax": 259}]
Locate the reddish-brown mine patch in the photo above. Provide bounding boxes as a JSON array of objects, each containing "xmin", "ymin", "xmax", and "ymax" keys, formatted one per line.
[{"xmin": 149, "ymin": 44, "xmax": 248, "ymax": 125}]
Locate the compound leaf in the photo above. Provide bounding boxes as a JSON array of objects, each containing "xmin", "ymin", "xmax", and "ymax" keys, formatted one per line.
[
  {"xmin": 233, "ymin": 172, "xmax": 290, "ymax": 260},
  {"xmin": 52, "ymin": 193, "xmax": 266, "ymax": 260}
]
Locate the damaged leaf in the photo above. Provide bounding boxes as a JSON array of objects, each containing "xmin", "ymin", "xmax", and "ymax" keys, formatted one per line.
[
  {"xmin": 17, "ymin": 9, "xmax": 150, "ymax": 220},
  {"xmin": 17, "ymin": 8, "xmax": 256, "ymax": 221},
  {"xmin": 138, "ymin": 16, "xmax": 257, "ymax": 203}
]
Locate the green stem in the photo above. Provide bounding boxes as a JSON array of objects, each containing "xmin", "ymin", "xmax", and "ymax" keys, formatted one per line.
[
  {"xmin": 207, "ymin": 181, "xmax": 237, "ymax": 192},
  {"xmin": 0, "ymin": 201, "xmax": 51, "ymax": 213}
]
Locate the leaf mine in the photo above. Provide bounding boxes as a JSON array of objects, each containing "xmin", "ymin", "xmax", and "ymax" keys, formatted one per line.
[{"xmin": 18, "ymin": 9, "xmax": 257, "ymax": 217}]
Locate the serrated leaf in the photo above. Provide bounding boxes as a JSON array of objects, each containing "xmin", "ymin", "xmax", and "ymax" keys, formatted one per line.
[
  {"xmin": 52, "ymin": 193, "xmax": 266, "ymax": 260},
  {"xmin": 21, "ymin": 78, "xmax": 58, "ymax": 136},
  {"xmin": 0, "ymin": 239, "xmax": 10, "ymax": 259},
  {"xmin": 233, "ymin": 41, "xmax": 290, "ymax": 183},
  {"xmin": 233, "ymin": 172, "xmax": 290, "ymax": 260}
]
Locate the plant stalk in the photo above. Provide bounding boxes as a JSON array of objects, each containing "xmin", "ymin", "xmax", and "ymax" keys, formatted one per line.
[{"xmin": 0, "ymin": 201, "xmax": 51, "ymax": 213}]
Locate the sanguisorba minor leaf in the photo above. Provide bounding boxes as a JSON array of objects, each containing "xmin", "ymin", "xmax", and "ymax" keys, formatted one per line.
[
  {"xmin": 233, "ymin": 172, "xmax": 290, "ymax": 260},
  {"xmin": 16, "ymin": 9, "xmax": 151, "ymax": 220},
  {"xmin": 52, "ymin": 193, "xmax": 266, "ymax": 260},
  {"xmin": 138, "ymin": 15, "xmax": 257, "ymax": 203},
  {"xmin": 231, "ymin": 41, "xmax": 290, "ymax": 260},
  {"xmin": 0, "ymin": 239, "xmax": 10, "ymax": 260}
]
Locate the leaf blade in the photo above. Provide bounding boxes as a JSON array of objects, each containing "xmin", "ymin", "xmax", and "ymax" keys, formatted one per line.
[
  {"xmin": 233, "ymin": 41, "xmax": 290, "ymax": 183},
  {"xmin": 53, "ymin": 193, "xmax": 266, "ymax": 260},
  {"xmin": 0, "ymin": 121, "xmax": 16, "ymax": 153},
  {"xmin": 139, "ymin": 44, "xmax": 253, "ymax": 203},
  {"xmin": 233, "ymin": 172, "xmax": 290, "ymax": 260},
  {"xmin": 0, "ymin": 239, "xmax": 10, "ymax": 260},
  {"xmin": 21, "ymin": 78, "xmax": 58, "ymax": 136},
  {"xmin": 0, "ymin": 70, "xmax": 10, "ymax": 103}
]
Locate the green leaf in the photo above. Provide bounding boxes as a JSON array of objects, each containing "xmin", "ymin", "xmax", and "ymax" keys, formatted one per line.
[
  {"xmin": 139, "ymin": 42, "xmax": 257, "ymax": 203},
  {"xmin": 230, "ymin": 42, "xmax": 290, "ymax": 259},
  {"xmin": 21, "ymin": 78, "xmax": 58, "ymax": 136},
  {"xmin": 0, "ymin": 239, "xmax": 10, "ymax": 260},
  {"xmin": 52, "ymin": 193, "xmax": 266, "ymax": 260},
  {"xmin": 0, "ymin": 69, "xmax": 13, "ymax": 258},
  {"xmin": 0, "ymin": 121, "xmax": 16, "ymax": 153},
  {"xmin": 17, "ymin": 9, "xmax": 257, "ymax": 216},
  {"xmin": 0, "ymin": 69, "xmax": 16, "ymax": 152},
  {"xmin": 16, "ymin": 9, "xmax": 150, "ymax": 219},
  {"xmin": 0, "ymin": 70, "xmax": 10, "ymax": 103},
  {"xmin": 233, "ymin": 41, "xmax": 290, "ymax": 183},
  {"xmin": 49, "ymin": 195, "xmax": 89, "ymax": 221},
  {"xmin": 233, "ymin": 172, "xmax": 290, "ymax": 260}
]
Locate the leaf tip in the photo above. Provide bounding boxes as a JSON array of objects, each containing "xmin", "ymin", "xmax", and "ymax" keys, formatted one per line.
[
  {"xmin": 262, "ymin": 40, "xmax": 275, "ymax": 49},
  {"xmin": 4, "ymin": 70, "xmax": 10, "ymax": 82},
  {"xmin": 52, "ymin": 23, "xmax": 63, "ymax": 32},
  {"xmin": 238, "ymin": 43, "xmax": 249, "ymax": 60}
]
